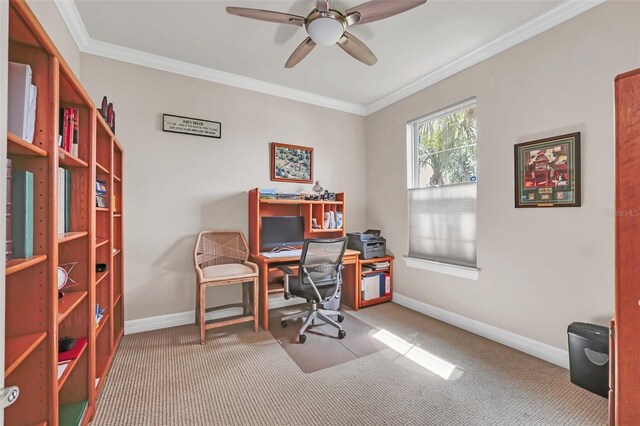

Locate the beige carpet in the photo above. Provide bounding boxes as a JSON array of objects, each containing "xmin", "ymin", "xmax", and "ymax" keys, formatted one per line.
[{"xmin": 91, "ymin": 303, "xmax": 607, "ymax": 425}]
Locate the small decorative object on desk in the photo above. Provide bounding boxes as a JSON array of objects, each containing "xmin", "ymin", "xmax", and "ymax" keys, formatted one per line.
[
  {"xmin": 259, "ymin": 188, "xmax": 277, "ymax": 200},
  {"xmin": 312, "ymin": 180, "xmax": 323, "ymax": 194}
]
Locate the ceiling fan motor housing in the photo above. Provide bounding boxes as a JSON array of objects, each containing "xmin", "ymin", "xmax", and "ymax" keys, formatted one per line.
[{"xmin": 305, "ymin": 10, "xmax": 347, "ymax": 46}]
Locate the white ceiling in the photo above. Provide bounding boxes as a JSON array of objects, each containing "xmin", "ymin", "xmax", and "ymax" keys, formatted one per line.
[{"xmin": 63, "ymin": 0, "xmax": 601, "ymax": 114}]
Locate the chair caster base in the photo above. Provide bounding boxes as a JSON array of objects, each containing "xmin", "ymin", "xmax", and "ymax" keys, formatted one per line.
[
  {"xmin": 299, "ymin": 334, "xmax": 307, "ymax": 344},
  {"xmin": 337, "ymin": 314, "xmax": 344, "ymax": 323},
  {"xmin": 338, "ymin": 330, "xmax": 346, "ymax": 339}
]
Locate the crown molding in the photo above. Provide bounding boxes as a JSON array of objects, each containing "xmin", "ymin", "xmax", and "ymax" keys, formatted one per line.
[
  {"xmin": 364, "ymin": 0, "xmax": 605, "ymax": 115},
  {"xmin": 53, "ymin": 0, "xmax": 604, "ymax": 117},
  {"xmin": 53, "ymin": 0, "xmax": 90, "ymax": 50}
]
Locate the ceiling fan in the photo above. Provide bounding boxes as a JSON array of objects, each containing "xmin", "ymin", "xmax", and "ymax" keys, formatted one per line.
[{"xmin": 226, "ymin": 0, "xmax": 427, "ymax": 68}]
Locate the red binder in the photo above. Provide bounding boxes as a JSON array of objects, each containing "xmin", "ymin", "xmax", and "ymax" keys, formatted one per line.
[{"xmin": 58, "ymin": 337, "xmax": 87, "ymax": 362}]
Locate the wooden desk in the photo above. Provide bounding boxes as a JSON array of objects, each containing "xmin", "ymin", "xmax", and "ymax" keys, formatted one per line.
[{"xmin": 250, "ymin": 249, "xmax": 360, "ymax": 331}]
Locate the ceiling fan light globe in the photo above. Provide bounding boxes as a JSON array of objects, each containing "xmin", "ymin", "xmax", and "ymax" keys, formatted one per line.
[{"xmin": 307, "ymin": 17, "xmax": 344, "ymax": 46}]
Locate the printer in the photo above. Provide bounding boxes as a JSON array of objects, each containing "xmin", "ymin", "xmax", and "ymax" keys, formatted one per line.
[{"xmin": 347, "ymin": 229, "xmax": 386, "ymax": 260}]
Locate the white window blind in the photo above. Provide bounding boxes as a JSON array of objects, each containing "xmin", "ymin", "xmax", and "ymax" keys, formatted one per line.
[
  {"xmin": 407, "ymin": 99, "xmax": 477, "ymax": 270},
  {"xmin": 408, "ymin": 183, "xmax": 477, "ymax": 268}
]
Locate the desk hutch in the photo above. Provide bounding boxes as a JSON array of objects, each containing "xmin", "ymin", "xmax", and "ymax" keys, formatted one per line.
[{"xmin": 247, "ymin": 188, "xmax": 393, "ymax": 331}]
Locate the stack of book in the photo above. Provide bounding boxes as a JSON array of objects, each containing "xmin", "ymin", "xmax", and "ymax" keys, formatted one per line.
[
  {"xmin": 6, "ymin": 160, "xmax": 12, "ymax": 262},
  {"xmin": 58, "ymin": 168, "xmax": 72, "ymax": 234},
  {"xmin": 11, "ymin": 168, "xmax": 34, "ymax": 258},
  {"xmin": 259, "ymin": 188, "xmax": 277, "ymax": 200},
  {"xmin": 365, "ymin": 260, "xmax": 390, "ymax": 271},
  {"xmin": 59, "ymin": 107, "xmax": 79, "ymax": 156}
]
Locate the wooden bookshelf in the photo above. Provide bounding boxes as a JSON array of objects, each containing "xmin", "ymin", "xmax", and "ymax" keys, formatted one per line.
[{"xmin": 4, "ymin": 1, "xmax": 124, "ymax": 424}]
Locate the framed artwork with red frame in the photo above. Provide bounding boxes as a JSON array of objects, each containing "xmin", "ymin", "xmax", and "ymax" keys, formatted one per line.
[
  {"xmin": 514, "ymin": 132, "xmax": 581, "ymax": 208},
  {"xmin": 270, "ymin": 142, "xmax": 314, "ymax": 184}
]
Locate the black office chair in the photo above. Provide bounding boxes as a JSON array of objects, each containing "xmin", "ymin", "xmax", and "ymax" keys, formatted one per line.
[{"xmin": 279, "ymin": 237, "xmax": 348, "ymax": 343}]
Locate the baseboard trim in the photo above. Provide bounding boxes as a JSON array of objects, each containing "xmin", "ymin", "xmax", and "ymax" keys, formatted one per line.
[
  {"xmin": 393, "ymin": 293, "xmax": 569, "ymax": 369},
  {"xmin": 124, "ymin": 296, "xmax": 304, "ymax": 335}
]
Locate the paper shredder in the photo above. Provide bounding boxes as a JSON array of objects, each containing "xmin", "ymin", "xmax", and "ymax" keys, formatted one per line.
[{"xmin": 567, "ymin": 322, "xmax": 609, "ymax": 398}]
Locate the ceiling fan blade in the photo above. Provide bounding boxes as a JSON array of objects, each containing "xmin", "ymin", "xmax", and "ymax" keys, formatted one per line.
[
  {"xmin": 317, "ymin": 0, "xmax": 329, "ymax": 12},
  {"xmin": 337, "ymin": 32, "xmax": 377, "ymax": 66},
  {"xmin": 226, "ymin": 7, "xmax": 305, "ymax": 27},
  {"xmin": 345, "ymin": 0, "xmax": 426, "ymax": 26},
  {"xmin": 285, "ymin": 37, "xmax": 317, "ymax": 68}
]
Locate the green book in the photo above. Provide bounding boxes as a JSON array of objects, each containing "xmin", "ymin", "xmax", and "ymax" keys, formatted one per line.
[
  {"xmin": 11, "ymin": 169, "xmax": 33, "ymax": 258},
  {"xmin": 59, "ymin": 400, "xmax": 88, "ymax": 426}
]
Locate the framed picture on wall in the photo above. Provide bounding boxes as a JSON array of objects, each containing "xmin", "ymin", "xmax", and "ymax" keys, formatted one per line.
[
  {"xmin": 270, "ymin": 142, "xmax": 314, "ymax": 184},
  {"xmin": 514, "ymin": 132, "xmax": 581, "ymax": 208}
]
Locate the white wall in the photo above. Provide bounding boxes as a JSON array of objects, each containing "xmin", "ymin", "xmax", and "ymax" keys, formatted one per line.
[
  {"xmin": 80, "ymin": 54, "xmax": 367, "ymax": 321},
  {"xmin": 27, "ymin": 0, "xmax": 80, "ymax": 76},
  {"xmin": 365, "ymin": 2, "xmax": 640, "ymax": 350}
]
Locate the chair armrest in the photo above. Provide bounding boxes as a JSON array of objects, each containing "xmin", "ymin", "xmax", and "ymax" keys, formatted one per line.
[
  {"xmin": 278, "ymin": 265, "xmax": 295, "ymax": 276},
  {"xmin": 194, "ymin": 263, "xmax": 205, "ymax": 284},
  {"xmin": 242, "ymin": 260, "xmax": 259, "ymax": 274}
]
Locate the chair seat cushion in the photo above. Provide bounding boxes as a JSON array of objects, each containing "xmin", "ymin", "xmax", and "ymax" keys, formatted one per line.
[{"xmin": 202, "ymin": 263, "xmax": 256, "ymax": 281}]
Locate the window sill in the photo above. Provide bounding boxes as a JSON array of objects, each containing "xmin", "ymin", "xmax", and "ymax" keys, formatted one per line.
[{"xmin": 403, "ymin": 257, "xmax": 479, "ymax": 280}]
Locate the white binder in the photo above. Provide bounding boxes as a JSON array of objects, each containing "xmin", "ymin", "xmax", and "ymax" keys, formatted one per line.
[{"xmin": 8, "ymin": 62, "xmax": 37, "ymax": 142}]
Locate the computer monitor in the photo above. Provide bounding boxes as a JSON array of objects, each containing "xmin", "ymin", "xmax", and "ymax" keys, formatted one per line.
[{"xmin": 261, "ymin": 216, "xmax": 304, "ymax": 250}]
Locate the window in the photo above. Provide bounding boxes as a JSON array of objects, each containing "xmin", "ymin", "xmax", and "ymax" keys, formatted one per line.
[{"xmin": 406, "ymin": 98, "xmax": 478, "ymax": 275}]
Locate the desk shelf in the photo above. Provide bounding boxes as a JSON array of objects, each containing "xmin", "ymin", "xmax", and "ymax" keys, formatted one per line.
[{"xmin": 357, "ymin": 256, "xmax": 394, "ymax": 310}]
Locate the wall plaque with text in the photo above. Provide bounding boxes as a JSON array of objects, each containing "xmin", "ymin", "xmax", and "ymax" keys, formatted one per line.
[{"xmin": 162, "ymin": 114, "xmax": 221, "ymax": 139}]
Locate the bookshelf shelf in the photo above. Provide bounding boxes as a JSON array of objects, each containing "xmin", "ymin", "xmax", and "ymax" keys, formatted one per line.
[
  {"xmin": 359, "ymin": 294, "xmax": 393, "ymax": 308},
  {"xmin": 5, "ymin": 2, "xmax": 125, "ymax": 424},
  {"xmin": 7, "ymin": 132, "xmax": 48, "ymax": 157},
  {"xmin": 113, "ymin": 213, "xmax": 122, "ymax": 218},
  {"xmin": 95, "ymin": 314, "xmax": 109, "ymax": 336},
  {"xmin": 95, "ymin": 271, "xmax": 109, "ymax": 286},
  {"xmin": 96, "ymin": 162, "xmax": 108, "ymax": 175},
  {"xmin": 5, "ymin": 254, "xmax": 48, "ymax": 276},
  {"xmin": 58, "ymin": 231, "xmax": 88, "ymax": 244},
  {"xmin": 57, "ymin": 339, "xmax": 88, "ymax": 391},
  {"xmin": 96, "ymin": 207, "xmax": 109, "ymax": 212},
  {"xmin": 57, "ymin": 291, "xmax": 87, "ymax": 323},
  {"xmin": 95, "ymin": 238, "xmax": 109, "ymax": 248},
  {"xmin": 310, "ymin": 228, "xmax": 343, "ymax": 233},
  {"xmin": 58, "ymin": 148, "xmax": 88, "ymax": 168},
  {"xmin": 5, "ymin": 332, "xmax": 47, "ymax": 377},
  {"xmin": 113, "ymin": 248, "xmax": 122, "ymax": 256}
]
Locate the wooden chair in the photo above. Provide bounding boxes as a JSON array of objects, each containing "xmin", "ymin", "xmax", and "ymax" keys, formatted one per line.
[{"xmin": 193, "ymin": 231, "xmax": 259, "ymax": 344}]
